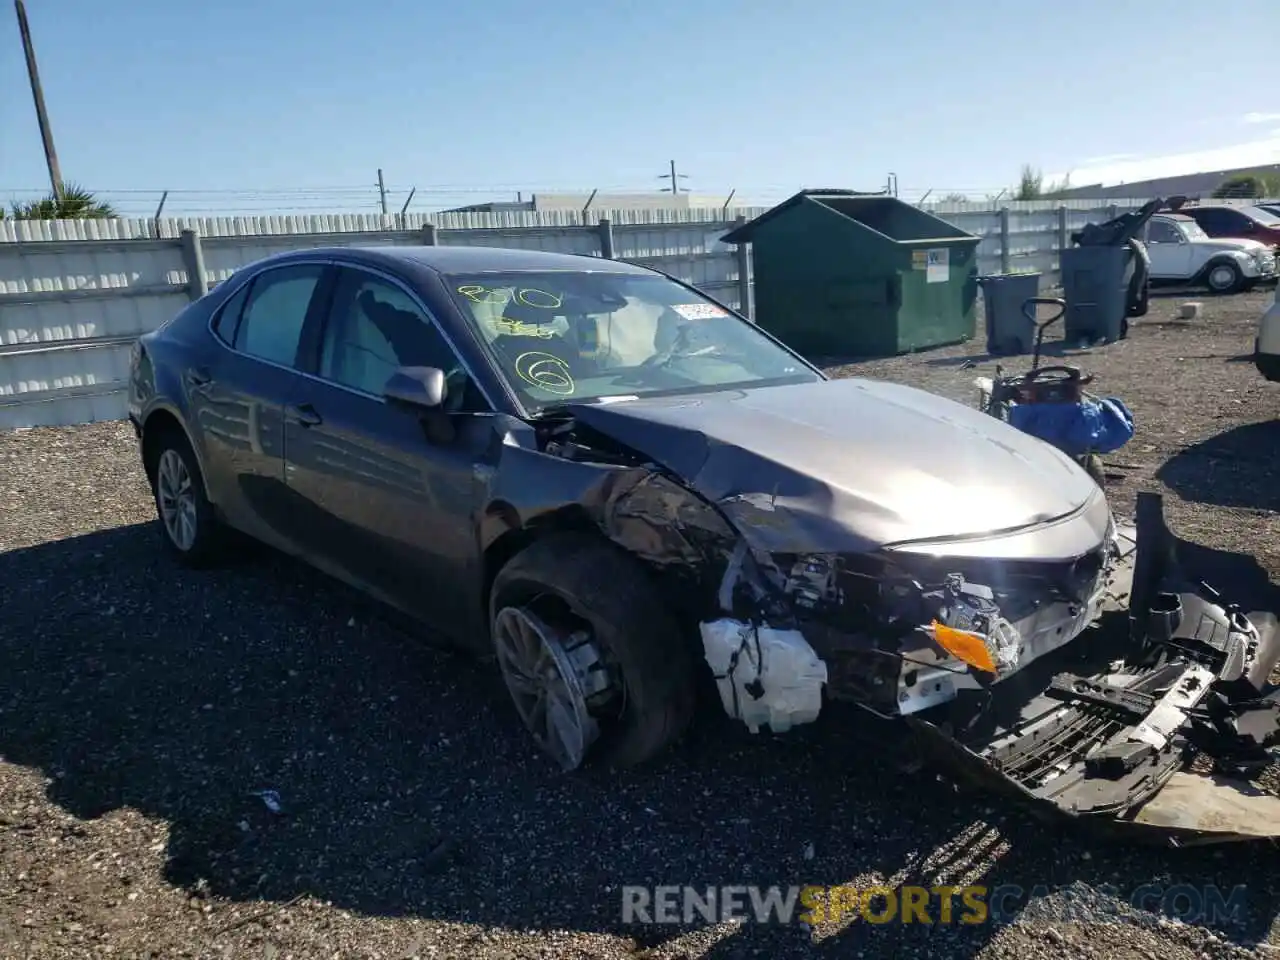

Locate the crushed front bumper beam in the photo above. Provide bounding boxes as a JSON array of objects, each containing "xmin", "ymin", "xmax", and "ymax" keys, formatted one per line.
[{"xmin": 907, "ymin": 493, "xmax": 1280, "ymax": 845}]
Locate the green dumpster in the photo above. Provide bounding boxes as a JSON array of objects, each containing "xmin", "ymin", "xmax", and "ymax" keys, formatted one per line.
[{"xmin": 722, "ymin": 190, "xmax": 981, "ymax": 358}]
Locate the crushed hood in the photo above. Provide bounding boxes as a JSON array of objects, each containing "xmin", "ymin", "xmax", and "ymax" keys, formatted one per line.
[{"xmin": 568, "ymin": 378, "xmax": 1101, "ymax": 554}]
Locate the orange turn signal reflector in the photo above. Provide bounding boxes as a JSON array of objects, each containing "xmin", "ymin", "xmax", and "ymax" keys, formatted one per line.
[{"xmin": 930, "ymin": 621, "xmax": 998, "ymax": 674}]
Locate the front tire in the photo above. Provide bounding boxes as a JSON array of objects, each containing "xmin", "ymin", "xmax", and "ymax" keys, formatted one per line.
[
  {"xmin": 1205, "ymin": 260, "xmax": 1244, "ymax": 295},
  {"xmin": 489, "ymin": 533, "xmax": 696, "ymax": 771},
  {"xmin": 147, "ymin": 429, "xmax": 227, "ymax": 568}
]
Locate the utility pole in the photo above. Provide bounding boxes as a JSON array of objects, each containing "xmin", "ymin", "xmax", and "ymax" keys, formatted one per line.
[
  {"xmin": 658, "ymin": 160, "xmax": 689, "ymax": 195},
  {"xmin": 15, "ymin": 0, "xmax": 63, "ymax": 201},
  {"xmin": 377, "ymin": 168, "xmax": 388, "ymax": 215}
]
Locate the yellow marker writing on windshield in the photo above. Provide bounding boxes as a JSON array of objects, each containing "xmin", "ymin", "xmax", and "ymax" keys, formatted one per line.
[
  {"xmin": 457, "ymin": 285, "xmax": 563, "ymax": 309},
  {"xmin": 514, "ymin": 351, "xmax": 575, "ymax": 396}
]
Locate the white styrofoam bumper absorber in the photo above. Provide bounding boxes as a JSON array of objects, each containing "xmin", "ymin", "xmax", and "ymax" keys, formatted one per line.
[{"xmin": 699, "ymin": 619, "xmax": 828, "ymax": 734}]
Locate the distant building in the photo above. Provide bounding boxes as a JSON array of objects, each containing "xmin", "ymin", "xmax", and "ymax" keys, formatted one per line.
[
  {"xmin": 1054, "ymin": 164, "xmax": 1280, "ymax": 200},
  {"xmin": 443, "ymin": 191, "xmax": 741, "ymax": 213}
]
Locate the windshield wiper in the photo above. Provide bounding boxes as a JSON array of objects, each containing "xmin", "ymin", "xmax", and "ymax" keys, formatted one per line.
[
  {"xmin": 532, "ymin": 395, "xmax": 642, "ymax": 419},
  {"xmin": 532, "ymin": 400, "xmax": 594, "ymax": 419}
]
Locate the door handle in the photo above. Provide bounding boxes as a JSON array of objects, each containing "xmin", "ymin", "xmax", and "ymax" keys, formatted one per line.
[
  {"xmin": 186, "ymin": 366, "xmax": 211, "ymax": 387},
  {"xmin": 287, "ymin": 403, "xmax": 322, "ymax": 427}
]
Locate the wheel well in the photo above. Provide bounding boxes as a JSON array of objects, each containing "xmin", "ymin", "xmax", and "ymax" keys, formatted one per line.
[
  {"xmin": 1197, "ymin": 256, "xmax": 1242, "ymax": 279},
  {"xmin": 140, "ymin": 409, "xmax": 188, "ymax": 485},
  {"xmin": 480, "ymin": 506, "xmax": 604, "ymax": 613},
  {"xmin": 479, "ymin": 506, "xmax": 710, "ymax": 644}
]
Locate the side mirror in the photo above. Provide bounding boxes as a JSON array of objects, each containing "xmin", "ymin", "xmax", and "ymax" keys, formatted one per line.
[{"xmin": 384, "ymin": 366, "xmax": 447, "ymax": 410}]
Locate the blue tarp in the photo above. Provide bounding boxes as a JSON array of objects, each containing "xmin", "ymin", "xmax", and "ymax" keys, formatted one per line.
[{"xmin": 1008, "ymin": 396, "xmax": 1135, "ymax": 457}]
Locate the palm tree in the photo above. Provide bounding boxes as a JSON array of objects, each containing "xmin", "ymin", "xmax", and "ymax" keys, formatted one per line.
[{"xmin": 10, "ymin": 182, "xmax": 116, "ymax": 219}]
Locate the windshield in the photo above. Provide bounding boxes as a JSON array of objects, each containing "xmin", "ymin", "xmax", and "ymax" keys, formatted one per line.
[
  {"xmin": 1179, "ymin": 219, "xmax": 1209, "ymax": 241},
  {"xmin": 445, "ymin": 270, "xmax": 821, "ymax": 413},
  {"xmin": 1247, "ymin": 206, "xmax": 1280, "ymax": 226}
]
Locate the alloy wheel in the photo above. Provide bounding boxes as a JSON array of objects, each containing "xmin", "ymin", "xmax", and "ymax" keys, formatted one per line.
[
  {"xmin": 492, "ymin": 605, "xmax": 615, "ymax": 770},
  {"xmin": 156, "ymin": 448, "xmax": 198, "ymax": 551}
]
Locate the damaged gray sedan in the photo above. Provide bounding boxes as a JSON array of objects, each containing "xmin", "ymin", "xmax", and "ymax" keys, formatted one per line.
[{"xmin": 128, "ymin": 245, "xmax": 1280, "ymax": 844}]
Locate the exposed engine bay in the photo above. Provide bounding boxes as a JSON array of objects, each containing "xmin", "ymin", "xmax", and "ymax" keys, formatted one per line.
[{"xmin": 518, "ymin": 392, "xmax": 1280, "ymax": 846}]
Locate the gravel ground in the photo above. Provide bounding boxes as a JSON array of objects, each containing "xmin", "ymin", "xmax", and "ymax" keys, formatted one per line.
[{"xmin": 2, "ymin": 287, "xmax": 1280, "ymax": 959}]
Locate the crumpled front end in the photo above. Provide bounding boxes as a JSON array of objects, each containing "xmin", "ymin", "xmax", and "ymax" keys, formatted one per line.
[
  {"xmin": 699, "ymin": 486, "xmax": 1123, "ymax": 727},
  {"xmin": 526, "ymin": 404, "xmax": 1280, "ymax": 844},
  {"xmin": 699, "ymin": 492, "xmax": 1280, "ymax": 845},
  {"xmin": 906, "ymin": 492, "xmax": 1280, "ymax": 845}
]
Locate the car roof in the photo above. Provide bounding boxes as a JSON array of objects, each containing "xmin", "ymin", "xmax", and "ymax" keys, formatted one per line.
[
  {"xmin": 1154, "ymin": 213, "xmax": 1193, "ymax": 222},
  {"xmin": 252, "ymin": 244, "xmax": 655, "ymax": 276}
]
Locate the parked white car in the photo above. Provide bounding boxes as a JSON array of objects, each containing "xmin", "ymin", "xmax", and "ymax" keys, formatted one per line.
[
  {"xmin": 1143, "ymin": 213, "xmax": 1277, "ymax": 294},
  {"xmin": 1257, "ymin": 283, "xmax": 1280, "ymax": 381}
]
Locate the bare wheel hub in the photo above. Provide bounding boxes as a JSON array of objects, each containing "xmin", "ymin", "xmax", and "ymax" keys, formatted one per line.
[
  {"xmin": 156, "ymin": 448, "xmax": 197, "ymax": 551},
  {"xmin": 493, "ymin": 605, "xmax": 616, "ymax": 771}
]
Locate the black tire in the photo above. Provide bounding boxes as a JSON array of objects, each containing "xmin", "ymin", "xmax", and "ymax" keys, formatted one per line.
[
  {"xmin": 146, "ymin": 427, "xmax": 228, "ymax": 568},
  {"xmin": 1204, "ymin": 259, "xmax": 1244, "ymax": 295},
  {"xmin": 1126, "ymin": 273, "xmax": 1149, "ymax": 319},
  {"xmin": 490, "ymin": 532, "xmax": 696, "ymax": 769}
]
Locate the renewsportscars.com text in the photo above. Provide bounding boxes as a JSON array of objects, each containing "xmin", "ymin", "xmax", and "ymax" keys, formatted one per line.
[{"xmin": 620, "ymin": 883, "xmax": 1249, "ymax": 926}]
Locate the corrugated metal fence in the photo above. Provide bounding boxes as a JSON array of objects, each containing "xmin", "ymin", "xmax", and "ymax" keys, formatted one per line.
[{"xmin": 0, "ymin": 199, "xmax": 1145, "ymax": 430}]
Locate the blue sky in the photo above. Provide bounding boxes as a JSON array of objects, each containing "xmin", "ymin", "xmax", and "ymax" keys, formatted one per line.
[{"xmin": 3, "ymin": 0, "xmax": 1278, "ymax": 216}]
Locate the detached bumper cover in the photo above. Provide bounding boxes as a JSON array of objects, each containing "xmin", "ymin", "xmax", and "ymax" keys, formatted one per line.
[{"xmin": 908, "ymin": 492, "xmax": 1280, "ymax": 845}]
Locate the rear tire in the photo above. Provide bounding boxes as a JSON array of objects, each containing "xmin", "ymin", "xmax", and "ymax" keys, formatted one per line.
[
  {"xmin": 489, "ymin": 532, "xmax": 696, "ymax": 770},
  {"xmin": 146, "ymin": 428, "xmax": 228, "ymax": 568}
]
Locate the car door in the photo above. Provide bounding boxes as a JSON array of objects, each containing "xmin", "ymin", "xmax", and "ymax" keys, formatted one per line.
[
  {"xmin": 1144, "ymin": 219, "xmax": 1192, "ymax": 279},
  {"xmin": 280, "ymin": 264, "xmax": 494, "ymax": 641},
  {"xmin": 193, "ymin": 261, "xmax": 335, "ymax": 552}
]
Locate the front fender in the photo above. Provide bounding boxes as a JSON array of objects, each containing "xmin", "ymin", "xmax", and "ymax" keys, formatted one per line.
[{"xmin": 1221, "ymin": 251, "xmax": 1261, "ymax": 276}]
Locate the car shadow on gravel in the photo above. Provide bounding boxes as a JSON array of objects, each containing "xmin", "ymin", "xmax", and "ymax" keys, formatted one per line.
[
  {"xmin": 1157, "ymin": 419, "xmax": 1280, "ymax": 513},
  {"xmin": 1, "ymin": 522, "xmax": 1278, "ymax": 957}
]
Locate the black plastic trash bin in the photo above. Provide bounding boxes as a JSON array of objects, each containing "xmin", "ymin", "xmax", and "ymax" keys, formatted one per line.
[
  {"xmin": 1060, "ymin": 246, "xmax": 1134, "ymax": 344},
  {"xmin": 1060, "ymin": 198, "xmax": 1163, "ymax": 344},
  {"xmin": 976, "ymin": 273, "xmax": 1042, "ymax": 355}
]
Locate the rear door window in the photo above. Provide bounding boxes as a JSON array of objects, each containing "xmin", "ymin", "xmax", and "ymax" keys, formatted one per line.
[
  {"xmin": 232, "ymin": 264, "xmax": 326, "ymax": 368},
  {"xmin": 211, "ymin": 279, "xmax": 253, "ymax": 344}
]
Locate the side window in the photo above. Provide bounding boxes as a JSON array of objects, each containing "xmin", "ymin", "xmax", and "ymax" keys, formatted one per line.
[
  {"xmin": 211, "ymin": 278, "xmax": 253, "ymax": 344},
  {"xmin": 1194, "ymin": 210, "xmax": 1231, "ymax": 233},
  {"xmin": 1188, "ymin": 212, "xmax": 1214, "ymax": 232},
  {"xmin": 232, "ymin": 264, "xmax": 325, "ymax": 367},
  {"xmin": 320, "ymin": 271, "xmax": 485, "ymax": 410},
  {"xmin": 1147, "ymin": 220, "xmax": 1179, "ymax": 244}
]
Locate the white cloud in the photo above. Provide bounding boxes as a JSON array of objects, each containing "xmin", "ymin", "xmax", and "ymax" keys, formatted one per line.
[
  {"xmin": 1049, "ymin": 134, "xmax": 1280, "ymax": 188},
  {"xmin": 1242, "ymin": 112, "xmax": 1280, "ymax": 125}
]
